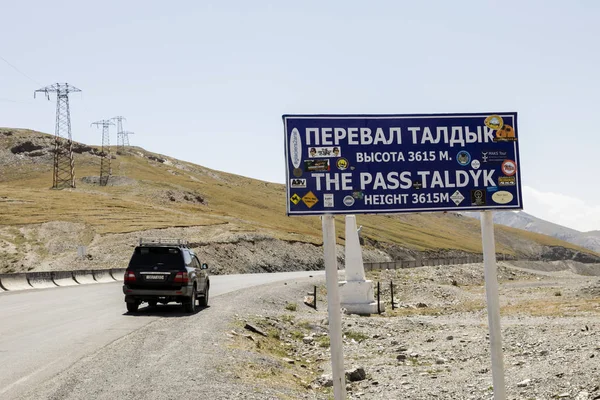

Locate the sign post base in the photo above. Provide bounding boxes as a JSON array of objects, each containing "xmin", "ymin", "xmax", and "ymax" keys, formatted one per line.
[{"xmin": 339, "ymin": 215, "xmax": 382, "ymax": 315}]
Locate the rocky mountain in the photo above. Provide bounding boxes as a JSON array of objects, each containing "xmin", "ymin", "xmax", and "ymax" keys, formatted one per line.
[
  {"xmin": 462, "ymin": 211, "xmax": 600, "ymax": 253},
  {"xmin": 0, "ymin": 127, "xmax": 599, "ymax": 274}
]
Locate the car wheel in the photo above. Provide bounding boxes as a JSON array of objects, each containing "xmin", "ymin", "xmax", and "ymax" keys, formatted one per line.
[
  {"xmin": 199, "ymin": 287, "xmax": 209, "ymax": 307},
  {"xmin": 127, "ymin": 301, "xmax": 139, "ymax": 313},
  {"xmin": 148, "ymin": 301, "xmax": 157, "ymax": 307},
  {"xmin": 183, "ymin": 287, "xmax": 196, "ymax": 313}
]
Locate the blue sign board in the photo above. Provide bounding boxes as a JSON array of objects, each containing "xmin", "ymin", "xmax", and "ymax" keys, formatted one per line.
[{"xmin": 283, "ymin": 113, "xmax": 523, "ymax": 216}]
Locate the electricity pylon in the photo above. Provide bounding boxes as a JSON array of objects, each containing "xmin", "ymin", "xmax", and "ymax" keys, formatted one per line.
[
  {"xmin": 112, "ymin": 116, "xmax": 127, "ymax": 153},
  {"xmin": 119, "ymin": 130, "xmax": 135, "ymax": 151},
  {"xmin": 91, "ymin": 120, "xmax": 114, "ymax": 186},
  {"xmin": 34, "ymin": 83, "xmax": 81, "ymax": 189}
]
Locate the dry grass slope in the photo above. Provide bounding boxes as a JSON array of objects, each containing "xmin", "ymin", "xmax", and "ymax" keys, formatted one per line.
[{"xmin": 0, "ymin": 127, "xmax": 598, "ymax": 261}]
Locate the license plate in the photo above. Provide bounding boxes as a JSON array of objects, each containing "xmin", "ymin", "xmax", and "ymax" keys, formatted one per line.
[{"xmin": 145, "ymin": 275, "xmax": 166, "ymax": 280}]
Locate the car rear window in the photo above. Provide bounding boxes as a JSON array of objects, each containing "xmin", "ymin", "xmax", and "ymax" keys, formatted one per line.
[{"xmin": 128, "ymin": 247, "xmax": 185, "ymax": 270}]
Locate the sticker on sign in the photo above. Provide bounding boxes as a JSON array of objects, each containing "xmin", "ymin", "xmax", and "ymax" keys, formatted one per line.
[
  {"xmin": 450, "ymin": 190, "xmax": 465, "ymax": 206},
  {"xmin": 302, "ymin": 191, "xmax": 318, "ymax": 208},
  {"xmin": 308, "ymin": 146, "xmax": 341, "ymax": 158},
  {"xmin": 290, "ymin": 178, "xmax": 307, "ymax": 189}
]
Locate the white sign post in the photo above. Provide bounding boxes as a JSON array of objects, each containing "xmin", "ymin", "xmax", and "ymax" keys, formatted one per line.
[
  {"xmin": 480, "ymin": 211, "xmax": 506, "ymax": 400},
  {"xmin": 322, "ymin": 215, "xmax": 347, "ymax": 399}
]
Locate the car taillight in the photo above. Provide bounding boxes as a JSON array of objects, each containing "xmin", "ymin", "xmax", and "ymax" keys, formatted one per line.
[
  {"xmin": 124, "ymin": 271, "xmax": 136, "ymax": 283},
  {"xmin": 174, "ymin": 272, "xmax": 189, "ymax": 284}
]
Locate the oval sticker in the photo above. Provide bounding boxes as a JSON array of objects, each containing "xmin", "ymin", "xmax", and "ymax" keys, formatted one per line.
[
  {"xmin": 492, "ymin": 191, "xmax": 513, "ymax": 204},
  {"xmin": 290, "ymin": 128, "xmax": 302, "ymax": 169},
  {"xmin": 485, "ymin": 115, "xmax": 504, "ymax": 130}
]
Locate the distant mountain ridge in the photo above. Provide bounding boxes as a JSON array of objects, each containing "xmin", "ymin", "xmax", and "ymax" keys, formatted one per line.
[{"xmin": 462, "ymin": 211, "xmax": 600, "ymax": 253}]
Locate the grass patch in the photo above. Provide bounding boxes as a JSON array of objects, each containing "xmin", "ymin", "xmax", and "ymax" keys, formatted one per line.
[
  {"xmin": 385, "ymin": 299, "xmax": 485, "ymax": 317},
  {"xmin": 284, "ymin": 302, "xmax": 297, "ymax": 312},
  {"xmin": 281, "ymin": 314, "xmax": 295, "ymax": 324},
  {"xmin": 317, "ymin": 335, "xmax": 330, "ymax": 348},
  {"xmin": 267, "ymin": 329, "xmax": 280, "ymax": 340},
  {"xmin": 290, "ymin": 330, "xmax": 304, "ymax": 340},
  {"xmin": 227, "ymin": 316, "xmax": 321, "ymax": 395},
  {"xmin": 344, "ymin": 330, "xmax": 369, "ymax": 342},
  {"xmin": 502, "ymin": 298, "xmax": 600, "ymax": 317},
  {"xmin": 297, "ymin": 320, "xmax": 312, "ymax": 330}
]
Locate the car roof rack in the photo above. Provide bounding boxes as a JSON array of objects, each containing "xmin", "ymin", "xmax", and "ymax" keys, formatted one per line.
[{"xmin": 138, "ymin": 238, "xmax": 189, "ymax": 247}]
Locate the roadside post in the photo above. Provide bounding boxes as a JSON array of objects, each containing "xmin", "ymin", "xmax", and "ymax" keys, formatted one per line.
[
  {"xmin": 481, "ymin": 211, "xmax": 506, "ymax": 399},
  {"xmin": 322, "ymin": 215, "xmax": 347, "ymax": 399},
  {"xmin": 283, "ymin": 113, "xmax": 522, "ymax": 400}
]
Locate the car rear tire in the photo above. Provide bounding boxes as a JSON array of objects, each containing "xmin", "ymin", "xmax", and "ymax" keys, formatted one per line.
[
  {"xmin": 199, "ymin": 287, "xmax": 209, "ymax": 307},
  {"xmin": 127, "ymin": 301, "xmax": 139, "ymax": 313},
  {"xmin": 183, "ymin": 287, "xmax": 196, "ymax": 313}
]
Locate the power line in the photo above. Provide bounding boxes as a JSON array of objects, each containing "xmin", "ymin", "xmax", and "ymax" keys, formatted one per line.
[
  {"xmin": 0, "ymin": 97, "xmax": 33, "ymax": 104},
  {"xmin": 0, "ymin": 55, "xmax": 41, "ymax": 86}
]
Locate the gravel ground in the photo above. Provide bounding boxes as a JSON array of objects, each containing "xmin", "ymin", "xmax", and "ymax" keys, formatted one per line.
[
  {"xmin": 21, "ymin": 262, "xmax": 600, "ymax": 400},
  {"xmin": 20, "ymin": 275, "xmax": 329, "ymax": 400}
]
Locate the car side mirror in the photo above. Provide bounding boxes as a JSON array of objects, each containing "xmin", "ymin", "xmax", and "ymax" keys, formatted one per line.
[{"xmin": 201, "ymin": 263, "xmax": 208, "ymax": 270}]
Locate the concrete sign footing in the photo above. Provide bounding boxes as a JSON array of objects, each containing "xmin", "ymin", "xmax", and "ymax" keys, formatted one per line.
[
  {"xmin": 339, "ymin": 280, "xmax": 381, "ymax": 314},
  {"xmin": 339, "ymin": 215, "xmax": 382, "ymax": 315}
]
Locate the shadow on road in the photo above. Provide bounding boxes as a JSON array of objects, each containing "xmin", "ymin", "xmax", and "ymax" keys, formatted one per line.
[{"xmin": 123, "ymin": 304, "xmax": 210, "ymax": 317}]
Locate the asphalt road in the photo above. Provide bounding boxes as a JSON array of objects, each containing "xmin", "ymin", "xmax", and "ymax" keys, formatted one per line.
[{"xmin": 0, "ymin": 270, "xmax": 324, "ymax": 400}]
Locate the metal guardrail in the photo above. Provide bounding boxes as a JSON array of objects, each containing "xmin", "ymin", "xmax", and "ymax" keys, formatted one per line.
[
  {"xmin": 362, "ymin": 255, "xmax": 515, "ymax": 271},
  {"xmin": 0, "ymin": 268, "xmax": 126, "ymax": 292},
  {"xmin": 138, "ymin": 238, "xmax": 188, "ymax": 246}
]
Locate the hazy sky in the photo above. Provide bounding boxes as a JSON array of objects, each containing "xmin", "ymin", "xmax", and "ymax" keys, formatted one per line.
[{"xmin": 1, "ymin": 1, "xmax": 599, "ymax": 232}]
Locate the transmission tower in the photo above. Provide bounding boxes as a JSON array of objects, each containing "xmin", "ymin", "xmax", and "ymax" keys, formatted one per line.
[
  {"xmin": 112, "ymin": 116, "xmax": 126, "ymax": 153},
  {"xmin": 34, "ymin": 83, "xmax": 82, "ymax": 189},
  {"xmin": 91, "ymin": 120, "xmax": 114, "ymax": 186},
  {"xmin": 120, "ymin": 130, "xmax": 135, "ymax": 150}
]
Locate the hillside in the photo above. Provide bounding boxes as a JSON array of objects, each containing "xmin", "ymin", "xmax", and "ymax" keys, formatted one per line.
[
  {"xmin": 462, "ymin": 211, "xmax": 600, "ymax": 253},
  {"xmin": 0, "ymin": 128, "xmax": 599, "ymax": 274}
]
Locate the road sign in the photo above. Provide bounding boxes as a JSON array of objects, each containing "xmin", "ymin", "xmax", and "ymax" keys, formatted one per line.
[{"xmin": 283, "ymin": 113, "xmax": 522, "ymax": 216}]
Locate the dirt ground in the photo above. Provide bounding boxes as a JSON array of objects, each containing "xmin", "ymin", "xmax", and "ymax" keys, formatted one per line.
[{"xmin": 230, "ymin": 261, "xmax": 600, "ymax": 399}]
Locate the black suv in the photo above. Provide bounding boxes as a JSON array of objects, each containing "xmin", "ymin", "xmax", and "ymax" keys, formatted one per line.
[{"xmin": 123, "ymin": 239, "xmax": 209, "ymax": 313}]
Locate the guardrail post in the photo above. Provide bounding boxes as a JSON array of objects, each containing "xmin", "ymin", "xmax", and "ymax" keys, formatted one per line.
[
  {"xmin": 377, "ymin": 281, "xmax": 381, "ymax": 314},
  {"xmin": 390, "ymin": 281, "xmax": 395, "ymax": 310},
  {"xmin": 50, "ymin": 271, "xmax": 59, "ymax": 286}
]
